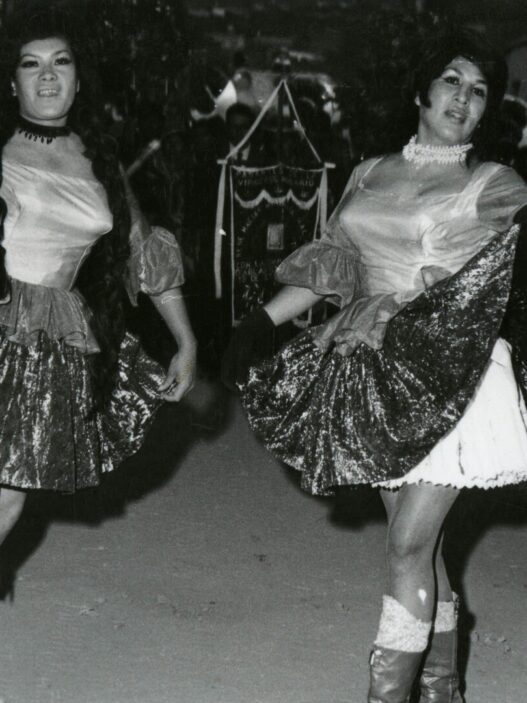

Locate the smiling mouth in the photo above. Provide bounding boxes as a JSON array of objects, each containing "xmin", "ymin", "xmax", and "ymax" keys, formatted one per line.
[
  {"xmin": 445, "ymin": 109, "xmax": 467, "ymax": 123},
  {"xmin": 37, "ymin": 88, "xmax": 59, "ymax": 97}
]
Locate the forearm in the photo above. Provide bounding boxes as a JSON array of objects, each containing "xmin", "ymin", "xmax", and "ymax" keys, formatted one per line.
[
  {"xmin": 149, "ymin": 287, "xmax": 197, "ymax": 351},
  {"xmin": 263, "ymin": 285, "xmax": 325, "ymax": 326}
]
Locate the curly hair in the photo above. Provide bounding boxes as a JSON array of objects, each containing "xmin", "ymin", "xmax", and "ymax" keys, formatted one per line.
[
  {"xmin": 0, "ymin": 11, "xmax": 131, "ymax": 409},
  {"xmin": 414, "ymin": 29, "xmax": 508, "ymax": 161},
  {"xmin": 338, "ymin": 12, "xmax": 507, "ymax": 161}
]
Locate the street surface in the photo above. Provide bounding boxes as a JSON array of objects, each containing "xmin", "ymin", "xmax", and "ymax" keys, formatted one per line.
[{"xmin": 1, "ymin": 381, "xmax": 526, "ymax": 703}]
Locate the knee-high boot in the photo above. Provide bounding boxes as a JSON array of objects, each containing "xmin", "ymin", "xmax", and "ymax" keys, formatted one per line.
[
  {"xmin": 419, "ymin": 594, "xmax": 464, "ymax": 702},
  {"xmin": 368, "ymin": 596, "xmax": 431, "ymax": 703}
]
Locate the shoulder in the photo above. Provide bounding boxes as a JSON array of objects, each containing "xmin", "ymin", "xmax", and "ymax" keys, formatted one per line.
[
  {"xmin": 354, "ymin": 155, "xmax": 386, "ymax": 177},
  {"xmin": 474, "ymin": 161, "xmax": 527, "ymax": 229},
  {"xmin": 473, "ymin": 160, "xmax": 526, "ymax": 190},
  {"xmin": 343, "ymin": 155, "xmax": 385, "ymax": 195},
  {"xmin": 1, "ymin": 144, "xmax": 31, "ymax": 189},
  {"xmin": 3, "ymin": 135, "xmax": 34, "ymax": 163}
]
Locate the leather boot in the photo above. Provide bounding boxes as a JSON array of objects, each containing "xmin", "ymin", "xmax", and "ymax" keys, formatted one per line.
[
  {"xmin": 368, "ymin": 645, "xmax": 425, "ymax": 703},
  {"xmin": 419, "ymin": 594, "xmax": 464, "ymax": 702},
  {"xmin": 419, "ymin": 628, "xmax": 464, "ymax": 702}
]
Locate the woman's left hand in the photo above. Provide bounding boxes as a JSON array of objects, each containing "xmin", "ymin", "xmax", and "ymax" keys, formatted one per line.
[{"xmin": 158, "ymin": 345, "xmax": 197, "ymax": 402}]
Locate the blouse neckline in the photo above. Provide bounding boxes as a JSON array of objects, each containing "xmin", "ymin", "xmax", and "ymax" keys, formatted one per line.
[
  {"xmin": 2, "ymin": 156, "xmax": 102, "ymax": 185},
  {"xmin": 357, "ymin": 156, "xmax": 490, "ymax": 202}
]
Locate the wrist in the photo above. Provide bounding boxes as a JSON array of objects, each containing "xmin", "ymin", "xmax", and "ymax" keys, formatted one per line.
[{"xmin": 175, "ymin": 335, "xmax": 197, "ymax": 353}]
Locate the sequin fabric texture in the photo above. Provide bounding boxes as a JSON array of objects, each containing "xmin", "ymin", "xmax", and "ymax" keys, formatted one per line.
[
  {"xmin": 241, "ymin": 227, "xmax": 520, "ymax": 495},
  {"xmin": 0, "ymin": 330, "xmax": 163, "ymax": 491}
]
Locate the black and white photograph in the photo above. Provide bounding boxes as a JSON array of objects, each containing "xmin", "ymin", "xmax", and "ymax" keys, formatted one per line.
[{"xmin": 0, "ymin": 0, "xmax": 526, "ymax": 701}]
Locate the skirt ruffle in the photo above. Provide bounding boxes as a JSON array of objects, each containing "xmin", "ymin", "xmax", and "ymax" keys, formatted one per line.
[
  {"xmin": 0, "ymin": 277, "xmax": 99, "ymax": 353},
  {"xmin": 241, "ymin": 332, "xmax": 527, "ymax": 495},
  {"xmin": 0, "ymin": 328, "xmax": 164, "ymax": 491},
  {"xmin": 374, "ymin": 338, "xmax": 527, "ymax": 489}
]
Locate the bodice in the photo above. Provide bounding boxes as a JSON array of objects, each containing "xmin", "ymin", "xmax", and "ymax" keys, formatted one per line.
[
  {"xmin": 337, "ymin": 158, "xmax": 520, "ymax": 297},
  {"xmin": 276, "ymin": 157, "xmax": 527, "ymax": 354},
  {"xmin": 1, "ymin": 159, "xmax": 113, "ymax": 289}
]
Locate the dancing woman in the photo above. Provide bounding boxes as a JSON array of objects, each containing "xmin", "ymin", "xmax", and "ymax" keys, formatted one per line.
[
  {"xmin": 223, "ymin": 31, "xmax": 527, "ymax": 702},
  {"xmin": 0, "ymin": 14, "xmax": 196, "ymax": 592}
]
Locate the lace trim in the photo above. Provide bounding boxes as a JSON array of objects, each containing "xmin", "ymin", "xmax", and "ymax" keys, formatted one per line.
[{"xmin": 374, "ymin": 595, "xmax": 432, "ymax": 652}]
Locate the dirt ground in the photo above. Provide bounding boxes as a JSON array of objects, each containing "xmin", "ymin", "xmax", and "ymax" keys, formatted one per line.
[{"xmin": 1, "ymin": 381, "xmax": 526, "ymax": 703}]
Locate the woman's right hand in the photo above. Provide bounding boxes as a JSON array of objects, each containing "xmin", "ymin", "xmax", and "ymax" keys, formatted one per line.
[{"xmin": 221, "ymin": 307, "xmax": 275, "ymax": 392}]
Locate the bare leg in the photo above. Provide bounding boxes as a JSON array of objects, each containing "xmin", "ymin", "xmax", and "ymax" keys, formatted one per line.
[
  {"xmin": 0, "ymin": 488, "xmax": 26, "ymax": 548},
  {"xmin": 381, "ymin": 489, "xmax": 455, "ymax": 607},
  {"xmin": 434, "ymin": 534, "xmax": 454, "ymax": 603},
  {"xmin": 367, "ymin": 485, "xmax": 460, "ymax": 701},
  {"xmin": 380, "ymin": 483, "xmax": 459, "ymax": 622}
]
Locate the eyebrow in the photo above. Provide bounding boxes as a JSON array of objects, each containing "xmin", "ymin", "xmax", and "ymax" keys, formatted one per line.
[{"xmin": 19, "ymin": 49, "xmax": 72, "ymax": 59}]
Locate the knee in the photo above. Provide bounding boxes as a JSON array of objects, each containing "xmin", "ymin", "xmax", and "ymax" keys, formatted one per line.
[
  {"xmin": 0, "ymin": 489, "xmax": 26, "ymax": 524},
  {"xmin": 386, "ymin": 525, "xmax": 434, "ymax": 573}
]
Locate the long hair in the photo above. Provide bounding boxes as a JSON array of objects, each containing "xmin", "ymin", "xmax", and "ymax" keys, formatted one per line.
[{"xmin": 0, "ymin": 12, "xmax": 131, "ymax": 408}]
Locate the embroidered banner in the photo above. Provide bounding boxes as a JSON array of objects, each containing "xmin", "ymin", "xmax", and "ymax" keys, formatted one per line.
[{"xmin": 229, "ymin": 163, "xmax": 326, "ymax": 322}]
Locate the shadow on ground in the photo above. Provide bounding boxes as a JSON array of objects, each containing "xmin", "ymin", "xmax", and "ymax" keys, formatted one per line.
[
  {"xmin": 1, "ymin": 376, "xmax": 233, "ymax": 600},
  {"xmin": 444, "ymin": 485, "xmax": 527, "ymax": 698}
]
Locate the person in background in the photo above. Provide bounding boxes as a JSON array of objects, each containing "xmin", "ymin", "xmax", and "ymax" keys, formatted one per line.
[
  {"xmin": 224, "ymin": 102, "xmax": 269, "ymax": 166},
  {"xmin": 493, "ymin": 96, "xmax": 527, "ymax": 171}
]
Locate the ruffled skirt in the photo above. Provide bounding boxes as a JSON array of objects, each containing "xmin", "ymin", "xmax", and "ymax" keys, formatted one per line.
[
  {"xmin": 374, "ymin": 338, "xmax": 527, "ymax": 489},
  {"xmin": 241, "ymin": 332, "xmax": 527, "ymax": 494},
  {"xmin": 0, "ymin": 326, "xmax": 164, "ymax": 491}
]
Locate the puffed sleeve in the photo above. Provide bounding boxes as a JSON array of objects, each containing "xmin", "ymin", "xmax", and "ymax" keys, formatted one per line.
[
  {"xmin": 477, "ymin": 164, "xmax": 527, "ymax": 231},
  {"xmin": 274, "ymin": 159, "xmax": 378, "ymax": 307},
  {"xmin": 124, "ymin": 178, "xmax": 185, "ymax": 305}
]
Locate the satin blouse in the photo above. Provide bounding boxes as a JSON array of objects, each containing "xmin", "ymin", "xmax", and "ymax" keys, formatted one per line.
[
  {"xmin": 0, "ymin": 159, "xmax": 184, "ymax": 352},
  {"xmin": 276, "ymin": 157, "xmax": 527, "ymax": 354}
]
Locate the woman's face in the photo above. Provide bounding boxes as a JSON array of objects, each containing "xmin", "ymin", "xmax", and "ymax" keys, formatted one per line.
[
  {"xmin": 13, "ymin": 36, "xmax": 78, "ymax": 126},
  {"xmin": 416, "ymin": 56, "xmax": 488, "ymax": 147}
]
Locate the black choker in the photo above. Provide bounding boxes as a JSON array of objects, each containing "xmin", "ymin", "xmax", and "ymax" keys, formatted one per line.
[{"xmin": 17, "ymin": 117, "xmax": 71, "ymax": 144}]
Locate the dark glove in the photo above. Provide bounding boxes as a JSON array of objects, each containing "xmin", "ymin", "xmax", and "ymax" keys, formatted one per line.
[{"xmin": 221, "ymin": 307, "xmax": 275, "ymax": 392}]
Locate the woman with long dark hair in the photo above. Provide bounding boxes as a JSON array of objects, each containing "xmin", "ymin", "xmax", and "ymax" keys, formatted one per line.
[
  {"xmin": 0, "ymin": 14, "xmax": 196, "ymax": 593},
  {"xmin": 223, "ymin": 30, "xmax": 527, "ymax": 702}
]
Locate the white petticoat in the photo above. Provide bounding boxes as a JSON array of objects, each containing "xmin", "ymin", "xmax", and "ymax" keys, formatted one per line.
[{"xmin": 375, "ymin": 338, "xmax": 527, "ymax": 489}]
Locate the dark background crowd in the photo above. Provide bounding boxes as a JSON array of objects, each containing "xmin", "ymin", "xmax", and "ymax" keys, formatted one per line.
[{"xmin": 3, "ymin": 0, "xmax": 527, "ymax": 377}]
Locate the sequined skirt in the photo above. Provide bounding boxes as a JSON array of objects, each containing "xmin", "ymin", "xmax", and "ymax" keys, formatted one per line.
[
  {"xmin": 241, "ymin": 332, "xmax": 527, "ymax": 495},
  {"xmin": 0, "ymin": 327, "xmax": 164, "ymax": 491}
]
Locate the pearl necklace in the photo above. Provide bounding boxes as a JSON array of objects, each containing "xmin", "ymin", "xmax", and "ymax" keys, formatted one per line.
[{"xmin": 402, "ymin": 135, "xmax": 472, "ymax": 166}]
